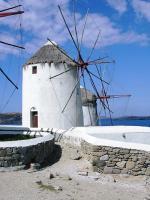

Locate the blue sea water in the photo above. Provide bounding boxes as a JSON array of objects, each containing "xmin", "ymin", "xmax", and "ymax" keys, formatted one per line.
[{"xmin": 100, "ymin": 118, "xmax": 150, "ymax": 127}]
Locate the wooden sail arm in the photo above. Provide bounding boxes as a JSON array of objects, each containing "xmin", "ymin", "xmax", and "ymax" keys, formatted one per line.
[
  {"xmin": 0, "ymin": 11, "xmax": 24, "ymax": 17},
  {"xmin": 0, "ymin": 41, "xmax": 25, "ymax": 49},
  {"xmin": 0, "ymin": 67, "xmax": 18, "ymax": 89},
  {"xmin": 97, "ymin": 94, "xmax": 131, "ymax": 99}
]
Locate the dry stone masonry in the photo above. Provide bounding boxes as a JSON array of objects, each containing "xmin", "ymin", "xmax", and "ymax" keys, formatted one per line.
[
  {"xmin": 0, "ymin": 137, "xmax": 54, "ymax": 168},
  {"xmin": 81, "ymin": 141, "xmax": 150, "ymax": 176}
]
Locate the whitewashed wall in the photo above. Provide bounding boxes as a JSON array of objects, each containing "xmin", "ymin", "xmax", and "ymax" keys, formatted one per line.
[
  {"xmin": 22, "ymin": 62, "xmax": 83, "ymax": 129},
  {"xmin": 82, "ymin": 103, "xmax": 98, "ymax": 126}
]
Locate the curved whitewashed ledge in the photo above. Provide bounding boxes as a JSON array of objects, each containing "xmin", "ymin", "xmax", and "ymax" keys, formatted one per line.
[
  {"xmin": 63, "ymin": 126, "xmax": 150, "ymax": 152},
  {"xmin": 1, "ymin": 125, "xmax": 150, "ymax": 151},
  {"xmin": 0, "ymin": 127, "xmax": 55, "ymax": 168},
  {"xmin": 0, "ymin": 134, "xmax": 54, "ymax": 148}
]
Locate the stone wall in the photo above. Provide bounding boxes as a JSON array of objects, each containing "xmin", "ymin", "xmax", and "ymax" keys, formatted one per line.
[
  {"xmin": 0, "ymin": 137, "xmax": 54, "ymax": 168},
  {"xmin": 81, "ymin": 141, "xmax": 150, "ymax": 176}
]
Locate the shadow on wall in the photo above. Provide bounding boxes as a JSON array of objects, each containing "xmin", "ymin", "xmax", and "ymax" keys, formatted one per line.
[{"xmin": 41, "ymin": 144, "xmax": 62, "ymax": 169}]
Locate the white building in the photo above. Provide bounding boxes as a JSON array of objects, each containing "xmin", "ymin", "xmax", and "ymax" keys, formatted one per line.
[
  {"xmin": 80, "ymin": 87, "xmax": 98, "ymax": 126},
  {"xmin": 22, "ymin": 41, "xmax": 83, "ymax": 130}
]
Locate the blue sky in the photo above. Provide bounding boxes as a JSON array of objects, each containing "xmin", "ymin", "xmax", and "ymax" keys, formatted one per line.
[{"xmin": 0, "ymin": 0, "xmax": 150, "ymax": 117}]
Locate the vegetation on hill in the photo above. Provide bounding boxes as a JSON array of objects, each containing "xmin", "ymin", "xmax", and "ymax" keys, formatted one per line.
[{"xmin": 0, "ymin": 113, "xmax": 21, "ymax": 125}]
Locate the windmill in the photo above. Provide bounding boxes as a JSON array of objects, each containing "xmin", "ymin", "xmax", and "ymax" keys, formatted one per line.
[
  {"xmin": 47, "ymin": 2, "xmax": 115, "ymax": 124},
  {"xmin": 81, "ymin": 86, "xmax": 131, "ymax": 126}
]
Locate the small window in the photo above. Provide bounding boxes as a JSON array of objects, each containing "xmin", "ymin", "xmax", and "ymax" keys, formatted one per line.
[{"xmin": 32, "ymin": 66, "xmax": 37, "ymax": 74}]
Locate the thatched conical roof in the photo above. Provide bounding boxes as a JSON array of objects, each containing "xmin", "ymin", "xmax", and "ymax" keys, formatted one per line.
[{"xmin": 24, "ymin": 41, "xmax": 76, "ymax": 66}]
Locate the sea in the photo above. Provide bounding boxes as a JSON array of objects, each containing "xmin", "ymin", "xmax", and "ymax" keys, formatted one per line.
[
  {"xmin": 1, "ymin": 113, "xmax": 150, "ymax": 127},
  {"xmin": 100, "ymin": 118, "xmax": 150, "ymax": 127}
]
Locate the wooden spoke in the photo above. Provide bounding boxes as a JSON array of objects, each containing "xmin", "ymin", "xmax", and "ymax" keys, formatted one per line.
[
  {"xmin": 73, "ymin": 0, "xmax": 80, "ymax": 51},
  {"xmin": 0, "ymin": 67, "xmax": 18, "ymax": 89},
  {"xmin": 0, "ymin": 40, "xmax": 25, "ymax": 49},
  {"xmin": 85, "ymin": 68, "xmax": 112, "ymax": 113},
  {"xmin": 0, "ymin": 5, "xmax": 22, "ymax": 13},
  {"xmin": 49, "ymin": 68, "xmax": 74, "ymax": 80},
  {"xmin": 61, "ymin": 69, "xmax": 84, "ymax": 113},
  {"xmin": 79, "ymin": 8, "xmax": 89, "ymax": 52},
  {"xmin": 87, "ymin": 69, "xmax": 109, "ymax": 84},
  {"xmin": 86, "ymin": 30, "xmax": 101, "ymax": 62},
  {"xmin": 58, "ymin": 5, "xmax": 83, "ymax": 61},
  {"xmin": 95, "ymin": 64, "xmax": 113, "ymax": 124}
]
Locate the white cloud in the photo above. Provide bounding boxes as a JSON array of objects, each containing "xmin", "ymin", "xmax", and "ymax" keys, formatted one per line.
[
  {"xmin": 132, "ymin": 0, "xmax": 150, "ymax": 21},
  {"xmin": 77, "ymin": 13, "xmax": 149, "ymax": 48},
  {"xmin": 106, "ymin": 0, "xmax": 127, "ymax": 14},
  {"xmin": 0, "ymin": 0, "xmax": 149, "ymax": 56}
]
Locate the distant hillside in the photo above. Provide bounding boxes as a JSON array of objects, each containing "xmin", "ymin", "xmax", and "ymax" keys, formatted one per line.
[
  {"xmin": 0, "ymin": 113, "xmax": 150, "ymax": 126},
  {"xmin": 0, "ymin": 113, "xmax": 22, "ymax": 125},
  {"xmin": 101, "ymin": 116, "xmax": 150, "ymax": 120}
]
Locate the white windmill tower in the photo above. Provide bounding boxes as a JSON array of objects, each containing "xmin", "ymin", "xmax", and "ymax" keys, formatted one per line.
[
  {"xmin": 80, "ymin": 87, "xmax": 98, "ymax": 126},
  {"xmin": 22, "ymin": 41, "xmax": 83, "ymax": 130}
]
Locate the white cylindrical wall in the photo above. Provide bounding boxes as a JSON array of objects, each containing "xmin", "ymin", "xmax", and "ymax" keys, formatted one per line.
[
  {"xmin": 22, "ymin": 62, "xmax": 83, "ymax": 129},
  {"xmin": 82, "ymin": 103, "xmax": 98, "ymax": 126}
]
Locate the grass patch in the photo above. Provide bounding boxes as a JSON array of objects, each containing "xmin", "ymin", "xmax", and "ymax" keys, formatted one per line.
[
  {"xmin": 36, "ymin": 181, "xmax": 57, "ymax": 192},
  {"xmin": 0, "ymin": 134, "xmax": 35, "ymax": 141}
]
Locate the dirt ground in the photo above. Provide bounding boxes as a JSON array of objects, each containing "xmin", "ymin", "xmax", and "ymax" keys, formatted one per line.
[{"xmin": 0, "ymin": 147, "xmax": 150, "ymax": 200}]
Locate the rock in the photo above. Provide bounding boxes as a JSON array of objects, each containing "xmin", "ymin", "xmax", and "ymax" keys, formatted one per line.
[
  {"xmin": 49, "ymin": 173, "xmax": 55, "ymax": 179},
  {"xmin": 7, "ymin": 148, "xmax": 13, "ymax": 155},
  {"xmin": 116, "ymin": 161, "xmax": 126, "ymax": 169},
  {"xmin": 96, "ymin": 160, "xmax": 106, "ymax": 168},
  {"xmin": 124, "ymin": 154, "xmax": 130, "ymax": 159},
  {"xmin": 67, "ymin": 176, "xmax": 72, "ymax": 180},
  {"xmin": 92, "ymin": 151, "xmax": 107, "ymax": 156},
  {"xmin": 54, "ymin": 186, "xmax": 63, "ymax": 191},
  {"xmin": 92, "ymin": 146, "xmax": 101, "ymax": 152},
  {"xmin": 121, "ymin": 168, "xmax": 129, "ymax": 174},
  {"xmin": 139, "ymin": 157, "xmax": 146, "ymax": 162},
  {"xmin": 93, "ymin": 165, "xmax": 98, "ymax": 172},
  {"xmin": 78, "ymin": 171, "xmax": 88, "ymax": 176},
  {"xmin": 131, "ymin": 171, "xmax": 140, "ymax": 176},
  {"xmin": 131, "ymin": 156, "xmax": 138, "ymax": 162},
  {"xmin": 119, "ymin": 149, "xmax": 130, "ymax": 154},
  {"xmin": 145, "ymin": 167, "xmax": 150, "ymax": 176},
  {"xmin": 112, "ymin": 168, "xmax": 121, "ymax": 174},
  {"xmin": 88, "ymin": 175, "xmax": 99, "ymax": 181},
  {"xmin": 0, "ymin": 150, "xmax": 6, "ymax": 157},
  {"xmin": 55, "ymin": 172, "xmax": 59, "ymax": 176},
  {"xmin": 92, "ymin": 159, "xmax": 106, "ymax": 168},
  {"xmin": 132, "ymin": 167, "xmax": 141, "ymax": 172},
  {"xmin": 107, "ymin": 162, "xmax": 116, "ymax": 167},
  {"xmin": 112, "ymin": 148, "xmax": 120, "ymax": 153},
  {"xmin": 30, "ymin": 163, "xmax": 41, "ymax": 170},
  {"xmin": 144, "ymin": 197, "xmax": 150, "ymax": 200},
  {"xmin": 100, "ymin": 155, "xmax": 109, "ymax": 161},
  {"xmin": 70, "ymin": 150, "xmax": 82, "ymax": 160},
  {"xmin": 36, "ymin": 180, "xmax": 42, "ymax": 185},
  {"xmin": 63, "ymin": 175, "xmax": 72, "ymax": 180},
  {"xmin": 113, "ymin": 179, "xmax": 117, "ymax": 183},
  {"xmin": 130, "ymin": 150, "xmax": 139, "ymax": 154},
  {"xmin": 4, "ymin": 161, "xmax": 8, "ymax": 167},
  {"xmin": 34, "ymin": 163, "xmax": 41, "ymax": 170},
  {"xmin": 126, "ymin": 161, "xmax": 135, "ymax": 170},
  {"xmin": 104, "ymin": 167, "xmax": 113, "ymax": 174}
]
